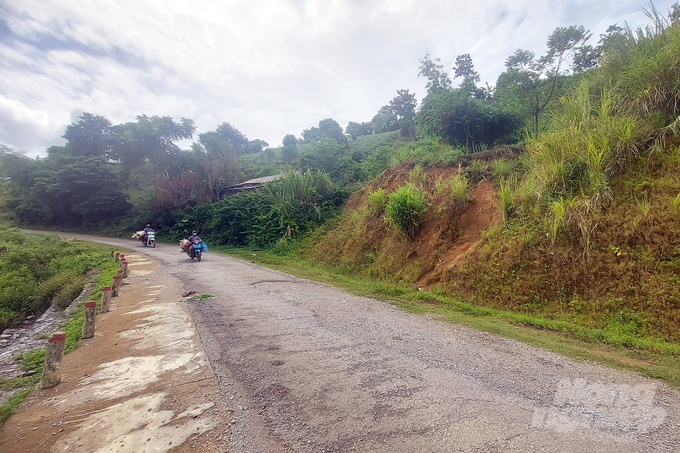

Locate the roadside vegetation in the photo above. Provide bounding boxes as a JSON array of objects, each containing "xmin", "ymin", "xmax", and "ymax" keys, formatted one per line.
[
  {"xmin": 0, "ymin": 226, "xmax": 121, "ymax": 426},
  {"xmin": 2, "ymin": 2, "xmax": 680, "ymax": 388}
]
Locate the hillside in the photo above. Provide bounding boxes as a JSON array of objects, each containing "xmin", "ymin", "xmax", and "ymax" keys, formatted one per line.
[
  {"xmin": 306, "ymin": 142, "xmax": 680, "ymax": 349},
  {"xmin": 307, "ymin": 148, "xmax": 515, "ymax": 283}
]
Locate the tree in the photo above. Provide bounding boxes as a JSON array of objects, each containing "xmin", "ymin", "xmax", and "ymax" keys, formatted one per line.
[
  {"xmin": 671, "ymin": 2, "xmax": 680, "ymax": 23},
  {"xmin": 281, "ymin": 134, "xmax": 299, "ymax": 164},
  {"xmin": 497, "ymin": 25, "xmax": 591, "ymax": 133},
  {"xmin": 452, "ymin": 54, "xmax": 482, "ymax": 95},
  {"xmin": 318, "ymin": 118, "xmax": 347, "ymax": 145},
  {"xmin": 418, "ymin": 51, "xmax": 452, "ymax": 93},
  {"xmin": 109, "ymin": 115, "xmax": 196, "ymax": 178},
  {"xmin": 248, "ymin": 139, "xmax": 269, "ymax": 153},
  {"xmin": 281, "ymin": 144, "xmax": 299, "ymax": 165},
  {"xmin": 302, "ymin": 119, "xmax": 347, "ymax": 146},
  {"xmin": 418, "ymin": 53, "xmax": 520, "ymax": 152},
  {"xmin": 301, "ymin": 126, "xmax": 322, "ymax": 143},
  {"xmin": 197, "ymin": 122, "xmax": 249, "ymax": 199},
  {"xmin": 155, "ymin": 171, "xmax": 210, "ymax": 211},
  {"xmin": 369, "ymin": 89, "xmax": 418, "ymax": 137},
  {"xmin": 282, "ymin": 134, "xmax": 298, "ymax": 146},
  {"xmin": 298, "ymin": 138, "xmax": 359, "ymax": 182},
  {"xmin": 215, "ymin": 122, "xmax": 248, "ymax": 150},
  {"xmin": 345, "ymin": 121, "xmax": 373, "ymax": 139},
  {"xmin": 450, "ymin": 54, "xmax": 483, "ymax": 150},
  {"xmin": 418, "ymin": 88, "xmax": 520, "ymax": 151},
  {"xmin": 371, "ymin": 106, "xmax": 399, "ymax": 134},
  {"xmin": 596, "ymin": 24, "xmax": 627, "ymax": 65},
  {"xmin": 62, "ymin": 112, "xmax": 112, "ymax": 157},
  {"xmin": 0, "ymin": 146, "xmax": 35, "ymax": 190},
  {"xmin": 572, "ymin": 45, "xmax": 600, "ymax": 72},
  {"xmin": 188, "ymin": 141, "xmax": 225, "ymax": 202},
  {"xmin": 8, "ymin": 155, "xmax": 129, "ymax": 226},
  {"xmin": 389, "ymin": 89, "xmax": 417, "ymax": 138}
]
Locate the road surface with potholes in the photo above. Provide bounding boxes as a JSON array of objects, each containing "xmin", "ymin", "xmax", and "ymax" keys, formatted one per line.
[{"xmin": 3, "ymin": 234, "xmax": 680, "ymax": 452}]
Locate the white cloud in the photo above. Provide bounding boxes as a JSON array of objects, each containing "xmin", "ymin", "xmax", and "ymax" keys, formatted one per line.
[{"xmin": 1, "ymin": 0, "xmax": 678, "ymax": 155}]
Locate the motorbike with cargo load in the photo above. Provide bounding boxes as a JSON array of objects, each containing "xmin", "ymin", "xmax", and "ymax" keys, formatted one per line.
[
  {"xmin": 180, "ymin": 239, "xmax": 207, "ymax": 261},
  {"xmin": 132, "ymin": 230, "xmax": 156, "ymax": 247}
]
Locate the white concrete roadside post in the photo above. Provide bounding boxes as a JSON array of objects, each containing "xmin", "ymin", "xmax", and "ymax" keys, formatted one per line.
[
  {"xmin": 101, "ymin": 286, "xmax": 112, "ymax": 312},
  {"xmin": 81, "ymin": 301, "xmax": 96, "ymax": 339},
  {"xmin": 121, "ymin": 260, "xmax": 128, "ymax": 278},
  {"xmin": 42, "ymin": 332, "xmax": 66, "ymax": 389}
]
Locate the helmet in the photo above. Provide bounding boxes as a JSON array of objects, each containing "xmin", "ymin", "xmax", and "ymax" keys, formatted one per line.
[
  {"xmin": 146, "ymin": 224, "xmax": 151, "ymax": 227},
  {"xmin": 192, "ymin": 231, "xmax": 197, "ymax": 235}
]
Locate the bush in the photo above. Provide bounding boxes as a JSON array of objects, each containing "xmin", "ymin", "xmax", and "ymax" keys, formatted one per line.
[
  {"xmin": 0, "ymin": 228, "xmax": 113, "ymax": 332},
  {"xmin": 20, "ymin": 348, "xmax": 46, "ymax": 372},
  {"xmin": 408, "ymin": 163, "xmax": 426, "ymax": 186},
  {"xmin": 367, "ymin": 188, "xmax": 387, "ymax": 215},
  {"xmin": 173, "ymin": 169, "xmax": 344, "ymax": 250},
  {"xmin": 449, "ymin": 169, "xmax": 471, "ymax": 213},
  {"xmin": 491, "ymin": 158, "xmax": 517, "ymax": 181},
  {"xmin": 465, "ymin": 160, "xmax": 490, "ymax": 183},
  {"xmin": 386, "ymin": 184, "xmax": 428, "ymax": 238},
  {"xmin": 54, "ymin": 278, "xmax": 87, "ymax": 308},
  {"xmin": 35, "ymin": 271, "xmax": 81, "ymax": 308}
]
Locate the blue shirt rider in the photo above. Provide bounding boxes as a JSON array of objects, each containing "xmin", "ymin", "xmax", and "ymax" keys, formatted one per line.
[
  {"xmin": 141, "ymin": 224, "xmax": 154, "ymax": 243},
  {"xmin": 188, "ymin": 231, "xmax": 201, "ymax": 244}
]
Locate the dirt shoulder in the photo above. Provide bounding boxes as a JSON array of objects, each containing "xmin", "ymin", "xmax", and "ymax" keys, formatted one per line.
[{"xmin": 0, "ymin": 252, "xmax": 232, "ymax": 452}]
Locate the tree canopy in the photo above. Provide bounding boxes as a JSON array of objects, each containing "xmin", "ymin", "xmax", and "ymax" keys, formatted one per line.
[{"xmin": 496, "ymin": 25, "xmax": 591, "ymax": 133}]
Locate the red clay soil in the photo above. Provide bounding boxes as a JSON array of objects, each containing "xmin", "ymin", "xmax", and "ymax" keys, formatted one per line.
[
  {"xmin": 311, "ymin": 161, "xmax": 500, "ymax": 288},
  {"xmin": 419, "ymin": 179, "xmax": 499, "ymax": 288}
]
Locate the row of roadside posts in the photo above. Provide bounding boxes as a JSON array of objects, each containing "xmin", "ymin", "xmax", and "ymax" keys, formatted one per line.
[{"xmin": 41, "ymin": 251, "xmax": 128, "ymax": 389}]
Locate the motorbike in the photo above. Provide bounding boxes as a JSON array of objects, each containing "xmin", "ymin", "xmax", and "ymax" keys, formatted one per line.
[
  {"xmin": 180, "ymin": 239, "xmax": 207, "ymax": 261},
  {"xmin": 189, "ymin": 240, "xmax": 202, "ymax": 262},
  {"xmin": 145, "ymin": 232, "xmax": 156, "ymax": 248}
]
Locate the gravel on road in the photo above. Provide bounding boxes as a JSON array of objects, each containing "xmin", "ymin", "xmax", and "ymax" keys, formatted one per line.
[{"xmin": 55, "ymin": 236, "xmax": 680, "ymax": 452}]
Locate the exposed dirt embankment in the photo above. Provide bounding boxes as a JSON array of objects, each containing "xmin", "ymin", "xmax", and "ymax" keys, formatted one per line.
[{"xmin": 308, "ymin": 158, "xmax": 500, "ymax": 287}]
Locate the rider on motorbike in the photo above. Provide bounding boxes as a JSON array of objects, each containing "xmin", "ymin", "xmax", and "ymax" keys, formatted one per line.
[
  {"xmin": 141, "ymin": 224, "xmax": 155, "ymax": 245},
  {"xmin": 186, "ymin": 231, "xmax": 203, "ymax": 259},
  {"xmin": 188, "ymin": 231, "xmax": 201, "ymax": 244}
]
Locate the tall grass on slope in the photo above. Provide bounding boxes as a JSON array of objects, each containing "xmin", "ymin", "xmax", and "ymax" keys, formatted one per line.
[
  {"xmin": 602, "ymin": 6, "xmax": 680, "ymax": 120},
  {"xmin": 385, "ymin": 184, "xmax": 428, "ymax": 239},
  {"xmin": 449, "ymin": 165, "xmax": 471, "ymax": 214},
  {"xmin": 262, "ymin": 168, "xmax": 332, "ymax": 228},
  {"xmin": 525, "ymin": 80, "xmax": 649, "ymax": 249},
  {"xmin": 367, "ymin": 188, "xmax": 387, "ymax": 216}
]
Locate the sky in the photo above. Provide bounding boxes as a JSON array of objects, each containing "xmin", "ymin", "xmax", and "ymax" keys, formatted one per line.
[{"xmin": 1, "ymin": 0, "xmax": 676, "ymax": 158}]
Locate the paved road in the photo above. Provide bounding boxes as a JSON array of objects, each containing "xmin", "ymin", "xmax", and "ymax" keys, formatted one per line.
[{"xmin": 77, "ymin": 236, "xmax": 680, "ymax": 452}]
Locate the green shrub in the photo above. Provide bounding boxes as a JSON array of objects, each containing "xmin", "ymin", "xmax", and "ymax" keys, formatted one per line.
[
  {"xmin": 367, "ymin": 188, "xmax": 387, "ymax": 215},
  {"xmin": 491, "ymin": 158, "xmax": 517, "ymax": 181},
  {"xmin": 386, "ymin": 184, "xmax": 428, "ymax": 238},
  {"xmin": 449, "ymin": 166, "xmax": 471, "ymax": 213},
  {"xmin": 20, "ymin": 348, "xmax": 46, "ymax": 372},
  {"xmin": 408, "ymin": 163, "xmax": 426, "ymax": 186},
  {"xmin": 173, "ymin": 169, "xmax": 344, "ymax": 250},
  {"xmin": 498, "ymin": 180, "xmax": 514, "ymax": 224},
  {"xmin": 54, "ymin": 277, "xmax": 87, "ymax": 308},
  {"xmin": 0, "ymin": 228, "xmax": 114, "ymax": 332},
  {"xmin": 35, "ymin": 271, "xmax": 80, "ymax": 308},
  {"xmin": 465, "ymin": 160, "xmax": 490, "ymax": 183}
]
